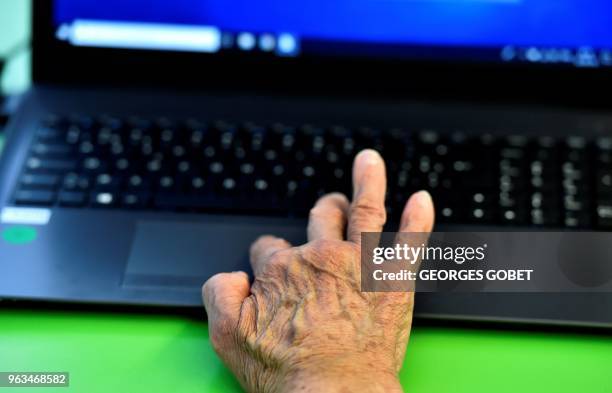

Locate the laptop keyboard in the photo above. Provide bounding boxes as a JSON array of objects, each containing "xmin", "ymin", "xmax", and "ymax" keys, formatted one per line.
[{"xmin": 10, "ymin": 114, "xmax": 612, "ymax": 229}]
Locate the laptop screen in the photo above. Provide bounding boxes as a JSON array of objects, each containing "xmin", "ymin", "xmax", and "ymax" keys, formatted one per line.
[{"xmin": 53, "ymin": 0, "xmax": 612, "ymax": 69}]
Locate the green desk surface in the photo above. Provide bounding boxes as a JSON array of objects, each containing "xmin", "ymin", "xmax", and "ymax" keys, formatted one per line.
[{"xmin": 0, "ymin": 309, "xmax": 610, "ymax": 393}]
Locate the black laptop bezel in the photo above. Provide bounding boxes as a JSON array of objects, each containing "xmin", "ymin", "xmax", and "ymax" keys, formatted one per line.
[{"xmin": 33, "ymin": 0, "xmax": 612, "ymax": 108}]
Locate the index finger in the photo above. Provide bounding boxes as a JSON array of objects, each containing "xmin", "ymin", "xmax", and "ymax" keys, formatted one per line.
[{"xmin": 347, "ymin": 149, "xmax": 387, "ymax": 244}]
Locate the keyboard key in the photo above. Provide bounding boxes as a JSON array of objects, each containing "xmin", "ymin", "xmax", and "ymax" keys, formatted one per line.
[
  {"xmin": 438, "ymin": 206, "xmax": 457, "ymax": 222},
  {"xmin": 122, "ymin": 192, "xmax": 150, "ymax": 208},
  {"xmin": 95, "ymin": 173, "xmax": 120, "ymax": 190},
  {"xmin": 31, "ymin": 143, "xmax": 73, "ymax": 156},
  {"xmin": 63, "ymin": 173, "xmax": 91, "ymax": 190},
  {"xmin": 500, "ymin": 208, "xmax": 527, "ymax": 225},
  {"xmin": 469, "ymin": 207, "xmax": 495, "ymax": 224},
  {"xmin": 26, "ymin": 158, "xmax": 76, "ymax": 172},
  {"xmin": 82, "ymin": 157, "xmax": 104, "ymax": 172},
  {"xmin": 14, "ymin": 190, "xmax": 55, "ymax": 206},
  {"xmin": 91, "ymin": 192, "xmax": 116, "ymax": 207},
  {"xmin": 597, "ymin": 170, "xmax": 612, "ymax": 196},
  {"xmin": 59, "ymin": 191, "xmax": 87, "ymax": 207},
  {"xmin": 35, "ymin": 127, "xmax": 62, "ymax": 141},
  {"xmin": 10, "ymin": 113, "xmax": 611, "ymax": 230},
  {"xmin": 21, "ymin": 174, "xmax": 60, "ymax": 189},
  {"xmin": 564, "ymin": 211, "xmax": 591, "ymax": 228},
  {"xmin": 538, "ymin": 204, "xmax": 562, "ymax": 225}
]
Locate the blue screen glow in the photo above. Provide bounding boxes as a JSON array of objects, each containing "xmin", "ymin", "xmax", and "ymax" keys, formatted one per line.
[{"xmin": 54, "ymin": 0, "xmax": 612, "ymax": 62}]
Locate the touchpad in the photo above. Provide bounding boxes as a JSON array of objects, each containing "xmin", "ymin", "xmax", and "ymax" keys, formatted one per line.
[{"xmin": 123, "ymin": 219, "xmax": 305, "ymax": 289}]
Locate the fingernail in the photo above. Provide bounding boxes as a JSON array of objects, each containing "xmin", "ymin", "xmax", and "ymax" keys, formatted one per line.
[
  {"xmin": 401, "ymin": 191, "xmax": 434, "ymax": 230},
  {"xmin": 408, "ymin": 190, "xmax": 433, "ymax": 209},
  {"xmin": 356, "ymin": 149, "xmax": 382, "ymax": 167}
]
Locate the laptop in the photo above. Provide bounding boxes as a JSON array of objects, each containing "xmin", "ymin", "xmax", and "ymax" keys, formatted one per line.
[{"xmin": 1, "ymin": 0, "xmax": 611, "ymax": 327}]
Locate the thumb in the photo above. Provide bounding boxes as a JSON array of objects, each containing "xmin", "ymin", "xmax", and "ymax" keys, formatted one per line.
[{"xmin": 202, "ymin": 271, "xmax": 251, "ymax": 342}]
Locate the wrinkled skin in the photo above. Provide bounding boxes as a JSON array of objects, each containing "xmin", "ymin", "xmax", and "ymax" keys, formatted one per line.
[{"xmin": 203, "ymin": 150, "xmax": 435, "ymax": 393}]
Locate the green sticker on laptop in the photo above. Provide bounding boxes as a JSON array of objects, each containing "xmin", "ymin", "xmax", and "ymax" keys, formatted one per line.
[{"xmin": 2, "ymin": 226, "xmax": 38, "ymax": 245}]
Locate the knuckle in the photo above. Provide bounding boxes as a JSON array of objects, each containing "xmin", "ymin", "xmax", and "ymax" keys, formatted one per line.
[
  {"xmin": 309, "ymin": 205, "xmax": 345, "ymax": 223},
  {"xmin": 285, "ymin": 258, "xmax": 307, "ymax": 282},
  {"xmin": 308, "ymin": 205, "xmax": 325, "ymax": 219},
  {"xmin": 328, "ymin": 207, "xmax": 347, "ymax": 222},
  {"xmin": 307, "ymin": 239, "xmax": 356, "ymax": 267},
  {"xmin": 351, "ymin": 200, "xmax": 386, "ymax": 224},
  {"xmin": 345, "ymin": 241, "xmax": 361, "ymax": 255},
  {"xmin": 271, "ymin": 237, "xmax": 291, "ymax": 250},
  {"xmin": 269, "ymin": 248, "xmax": 291, "ymax": 264},
  {"xmin": 250, "ymin": 235, "xmax": 278, "ymax": 260},
  {"xmin": 251, "ymin": 235, "xmax": 275, "ymax": 251},
  {"xmin": 203, "ymin": 273, "xmax": 241, "ymax": 311},
  {"xmin": 309, "ymin": 238, "xmax": 337, "ymax": 253},
  {"xmin": 311, "ymin": 193, "xmax": 349, "ymax": 214},
  {"xmin": 264, "ymin": 249, "xmax": 292, "ymax": 274}
]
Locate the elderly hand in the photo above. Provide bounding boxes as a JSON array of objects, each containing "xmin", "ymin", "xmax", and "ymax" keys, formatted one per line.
[{"xmin": 203, "ymin": 149, "xmax": 435, "ymax": 393}]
